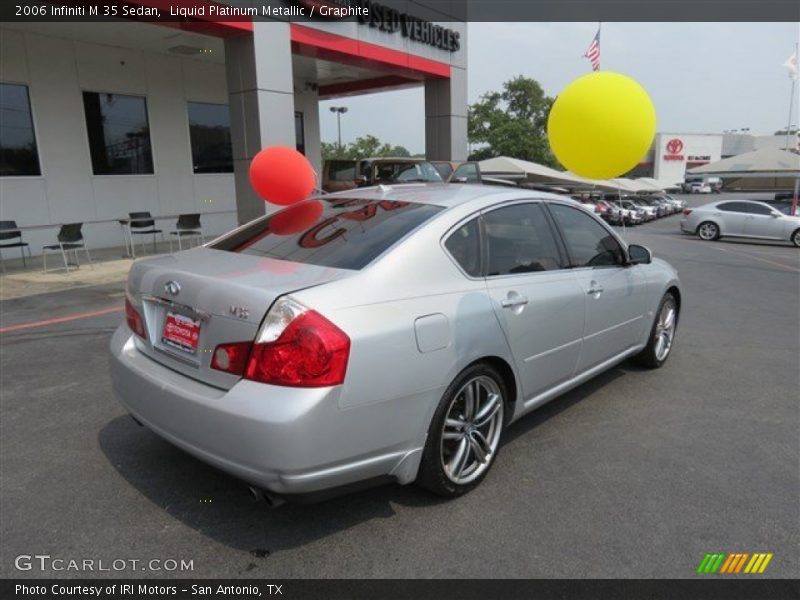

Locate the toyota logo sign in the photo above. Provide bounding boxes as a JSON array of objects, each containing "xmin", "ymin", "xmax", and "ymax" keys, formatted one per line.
[{"xmin": 666, "ymin": 138, "xmax": 684, "ymax": 154}]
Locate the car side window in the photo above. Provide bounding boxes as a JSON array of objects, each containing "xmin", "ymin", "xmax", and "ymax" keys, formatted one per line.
[
  {"xmin": 327, "ymin": 161, "xmax": 356, "ymax": 182},
  {"xmin": 483, "ymin": 203, "xmax": 564, "ymax": 276},
  {"xmin": 718, "ymin": 202, "xmax": 747, "ymax": 213},
  {"xmin": 742, "ymin": 203, "xmax": 773, "ymax": 215},
  {"xmin": 444, "ymin": 218, "xmax": 482, "ymax": 277},
  {"xmin": 432, "ymin": 162, "xmax": 454, "ymax": 180},
  {"xmin": 452, "ymin": 162, "xmax": 480, "ymax": 183},
  {"xmin": 548, "ymin": 204, "xmax": 625, "ymax": 268}
]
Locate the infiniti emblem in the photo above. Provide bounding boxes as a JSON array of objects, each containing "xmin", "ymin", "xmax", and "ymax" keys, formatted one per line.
[{"xmin": 164, "ymin": 280, "xmax": 181, "ymax": 296}]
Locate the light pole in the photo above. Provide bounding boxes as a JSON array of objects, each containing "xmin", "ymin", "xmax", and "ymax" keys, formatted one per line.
[{"xmin": 329, "ymin": 106, "xmax": 348, "ymax": 149}]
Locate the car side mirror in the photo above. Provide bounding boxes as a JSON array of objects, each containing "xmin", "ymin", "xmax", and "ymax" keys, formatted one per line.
[{"xmin": 628, "ymin": 244, "xmax": 652, "ymax": 265}]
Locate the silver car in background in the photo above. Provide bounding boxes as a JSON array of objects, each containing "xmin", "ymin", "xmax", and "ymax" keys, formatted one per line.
[
  {"xmin": 681, "ymin": 199, "xmax": 800, "ymax": 247},
  {"xmin": 110, "ymin": 185, "xmax": 682, "ymax": 502}
]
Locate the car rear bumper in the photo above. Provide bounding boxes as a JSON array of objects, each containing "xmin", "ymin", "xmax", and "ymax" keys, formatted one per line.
[
  {"xmin": 109, "ymin": 326, "xmax": 426, "ymax": 495},
  {"xmin": 680, "ymin": 219, "xmax": 693, "ymax": 233}
]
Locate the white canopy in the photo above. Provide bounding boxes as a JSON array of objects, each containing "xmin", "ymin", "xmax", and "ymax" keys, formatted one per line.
[
  {"xmin": 479, "ymin": 156, "xmax": 620, "ymax": 192},
  {"xmin": 687, "ymin": 148, "xmax": 800, "ymax": 178},
  {"xmin": 610, "ymin": 178, "xmax": 656, "ymax": 193},
  {"xmin": 478, "ymin": 156, "xmax": 588, "ymax": 187},
  {"xmin": 636, "ymin": 177, "xmax": 682, "ymax": 192}
]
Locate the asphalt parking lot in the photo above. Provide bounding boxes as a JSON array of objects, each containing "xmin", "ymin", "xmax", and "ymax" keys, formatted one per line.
[{"xmin": 1, "ymin": 193, "xmax": 798, "ymax": 579}]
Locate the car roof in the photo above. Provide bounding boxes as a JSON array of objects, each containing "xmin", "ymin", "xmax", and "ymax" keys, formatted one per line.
[{"xmin": 320, "ymin": 182, "xmax": 570, "ymax": 210}]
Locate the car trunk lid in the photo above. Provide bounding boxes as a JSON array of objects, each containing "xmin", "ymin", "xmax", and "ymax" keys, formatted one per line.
[{"xmin": 127, "ymin": 248, "xmax": 353, "ymax": 390}]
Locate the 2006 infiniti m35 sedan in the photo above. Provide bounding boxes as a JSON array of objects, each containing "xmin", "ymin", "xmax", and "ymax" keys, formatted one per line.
[{"xmin": 110, "ymin": 184, "xmax": 681, "ymax": 501}]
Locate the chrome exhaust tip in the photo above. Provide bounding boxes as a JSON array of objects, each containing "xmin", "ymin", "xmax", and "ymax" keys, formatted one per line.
[{"xmin": 247, "ymin": 486, "xmax": 285, "ymax": 508}]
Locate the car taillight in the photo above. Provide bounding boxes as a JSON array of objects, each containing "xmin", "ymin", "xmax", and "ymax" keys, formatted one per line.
[
  {"xmin": 683, "ymin": 208, "xmax": 693, "ymax": 216},
  {"xmin": 245, "ymin": 299, "xmax": 350, "ymax": 387},
  {"xmin": 125, "ymin": 297, "xmax": 146, "ymax": 339},
  {"xmin": 211, "ymin": 341, "xmax": 253, "ymax": 375}
]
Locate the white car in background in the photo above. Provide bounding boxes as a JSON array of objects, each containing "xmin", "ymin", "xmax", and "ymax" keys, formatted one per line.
[
  {"xmin": 681, "ymin": 199, "xmax": 800, "ymax": 247},
  {"xmin": 689, "ymin": 182, "xmax": 712, "ymax": 194}
]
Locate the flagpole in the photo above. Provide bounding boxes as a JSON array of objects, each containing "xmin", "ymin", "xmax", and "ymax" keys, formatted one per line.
[
  {"xmin": 786, "ymin": 41, "xmax": 799, "ymax": 150},
  {"xmin": 598, "ymin": 22, "xmax": 602, "ymax": 70}
]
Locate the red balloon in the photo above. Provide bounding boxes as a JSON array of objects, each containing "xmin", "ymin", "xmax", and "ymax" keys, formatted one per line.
[
  {"xmin": 269, "ymin": 201, "xmax": 324, "ymax": 235},
  {"xmin": 249, "ymin": 146, "xmax": 316, "ymax": 206}
]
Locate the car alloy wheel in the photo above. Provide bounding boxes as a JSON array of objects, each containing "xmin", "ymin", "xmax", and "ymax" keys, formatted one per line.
[
  {"xmin": 440, "ymin": 375, "xmax": 504, "ymax": 485},
  {"xmin": 792, "ymin": 229, "xmax": 800, "ymax": 248},
  {"xmin": 697, "ymin": 222, "xmax": 719, "ymax": 241},
  {"xmin": 654, "ymin": 296, "xmax": 677, "ymax": 362}
]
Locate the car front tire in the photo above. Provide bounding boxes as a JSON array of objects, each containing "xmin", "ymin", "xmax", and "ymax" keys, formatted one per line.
[
  {"xmin": 416, "ymin": 363, "xmax": 507, "ymax": 497},
  {"xmin": 633, "ymin": 292, "xmax": 679, "ymax": 369},
  {"xmin": 791, "ymin": 228, "xmax": 800, "ymax": 248}
]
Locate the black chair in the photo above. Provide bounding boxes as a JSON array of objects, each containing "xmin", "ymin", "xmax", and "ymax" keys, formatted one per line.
[
  {"xmin": 168, "ymin": 213, "xmax": 203, "ymax": 252},
  {"xmin": 128, "ymin": 211, "xmax": 164, "ymax": 255},
  {"xmin": 0, "ymin": 220, "xmax": 32, "ymax": 272},
  {"xmin": 42, "ymin": 223, "xmax": 93, "ymax": 273}
]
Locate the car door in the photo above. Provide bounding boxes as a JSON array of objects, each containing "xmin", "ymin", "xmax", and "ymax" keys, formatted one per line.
[
  {"xmin": 547, "ymin": 203, "xmax": 648, "ymax": 373},
  {"xmin": 715, "ymin": 202, "xmax": 749, "ymax": 236},
  {"xmin": 480, "ymin": 202, "xmax": 586, "ymax": 401},
  {"xmin": 742, "ymin": 202, "xmax": 784, "ymax": 239}
]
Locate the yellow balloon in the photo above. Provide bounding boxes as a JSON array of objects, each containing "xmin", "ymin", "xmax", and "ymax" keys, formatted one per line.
[{"xmin": 547, "ymin": 72, "xmax": 656, "ymax": 180}]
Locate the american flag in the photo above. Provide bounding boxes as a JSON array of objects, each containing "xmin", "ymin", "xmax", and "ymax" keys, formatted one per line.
[{"xmin": 584, "ymin": 27, "xmax": 601, "ymax": 71}]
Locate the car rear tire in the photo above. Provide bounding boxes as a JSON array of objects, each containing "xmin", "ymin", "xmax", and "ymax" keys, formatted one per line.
[
  {"xmin": 416, "ymin": 363, "xmax": 507, "ymax": 497},
  {"xmin": 633, "ymin": 292, "xmax": 679, "ymax": 369},
  {"xmin": 697, "ymin": 221, "xmax": 720, "ymax": 241},
  {"xmin": 791, "ymin": 228, "xmax": 800, "ymax": 248}
]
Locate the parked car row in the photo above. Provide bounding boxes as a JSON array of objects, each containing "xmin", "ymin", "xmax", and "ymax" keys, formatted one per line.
[{"xmin": 575, "ymin": 193, "xmax": 685, "ymax": 226}]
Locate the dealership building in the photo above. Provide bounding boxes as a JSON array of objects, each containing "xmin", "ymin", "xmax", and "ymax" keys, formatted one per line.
[
  {"xmin": 630, "ymin": 131, "xmax": 800, "ymax": 185},
  {"xmin": 0, "ymin": 3, "xmax": 467, "ymax": 255}
]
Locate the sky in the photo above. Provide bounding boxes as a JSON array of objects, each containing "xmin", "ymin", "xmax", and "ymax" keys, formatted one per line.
[{"xmin": 319, "ymin": 22, "xmax": 800, "ymax": 155}]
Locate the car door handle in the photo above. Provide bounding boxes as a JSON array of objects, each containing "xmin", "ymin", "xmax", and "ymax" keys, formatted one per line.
[
  {"xmin": 501, "ymin": 296, "xmax": 529, "ymax": 308},
  {"xmin": 587, "ymin": 282, "xmax": 604, "ymax": 295}
]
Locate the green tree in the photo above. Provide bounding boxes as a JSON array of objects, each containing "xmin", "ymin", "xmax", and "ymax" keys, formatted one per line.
[
  {"xmin": 468, "ymin": 75, "xmax": 556, "ymax": 166},
  {"xmin": 322, "ymin": 135, "xmax": 412, "ymax": 160}
]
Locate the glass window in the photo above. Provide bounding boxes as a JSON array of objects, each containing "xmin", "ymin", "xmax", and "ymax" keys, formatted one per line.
[
  {"xmin": 295, "ymin": 112, "xmax": 305, "ymax": 155},
  {"xmin": 741, "ymin": 202, "xmax": 773, "ymax": 215},
  {"xmin": 549, "ymin": 203, "xmax": 625, "ymax": 268},
  {"xmin": 445, "ymin": 218, "xmax": 481, "ymax": 277},
  {"xmin": 187, "ymin": 101, "xmax": 232, "ymax": 173},
  {"xmin": 484, "ymin": 203, "xmax": 564, "ymax": 276},
  {"xmin": 452, "ymin": 162, "xmax": 480, "ymax": 183},
  {"xmin": 431, "ymin": 161, "xmax": 454, "ymax": 180},
  {"xmin": 210, "ymin": 198, "xmax": 443, "ymax": 270},
  {"xmin": 83, "ymin": 91, "xmax": 153, "ymax": 175},
  {"xmin": 327, "ymin": 160, "xmax": 356, "ymax": 182},
  {"xmin": 0, "ymin": 83, "xmax": 41, "ymax": 176},
  {"xmin": 717, "ymin": 202, "xmax": 748, "ymax": 213},
  {"xmin": 389, "ymin": 162, "xmax": 443, "ymax": 183}
]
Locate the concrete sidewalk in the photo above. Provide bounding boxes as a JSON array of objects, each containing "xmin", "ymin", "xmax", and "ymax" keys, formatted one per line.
[{"xmin": 0, "ymin": 243, "xmax": 167, "ymax": 300}]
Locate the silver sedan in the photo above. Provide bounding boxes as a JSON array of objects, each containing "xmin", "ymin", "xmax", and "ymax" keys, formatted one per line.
[
  {"xmin": 680, "ymin": 199, "xmax": 800, "ymax": 247},
  {"xmin": 110, "ymin": 185, "xmax": 682, "ymax": 502}
]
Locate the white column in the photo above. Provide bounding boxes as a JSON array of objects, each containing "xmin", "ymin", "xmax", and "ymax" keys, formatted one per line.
[{"xmin": 225, "ymin": 22, "xmax": 296, "ymax": 225}]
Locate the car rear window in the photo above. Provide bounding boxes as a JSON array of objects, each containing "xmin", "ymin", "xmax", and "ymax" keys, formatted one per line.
[{"xmin": 210, "ymin": 198, "xmax": 443, "ymax": 270}]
